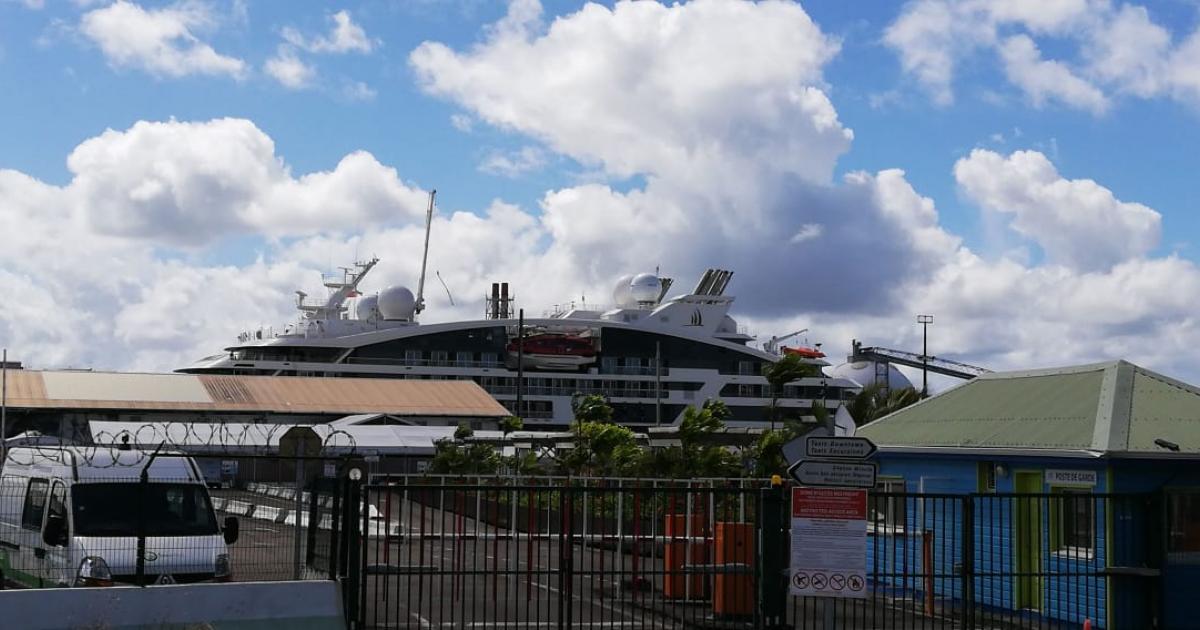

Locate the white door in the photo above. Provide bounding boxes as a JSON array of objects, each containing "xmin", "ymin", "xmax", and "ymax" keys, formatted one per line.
[
  {"xmin": 40, "ymin": 481, "xmax": 72, "ymax": 586},
  {"xmin": 16, "ymin": 477, "xmax": 50, "ymax": 587}
]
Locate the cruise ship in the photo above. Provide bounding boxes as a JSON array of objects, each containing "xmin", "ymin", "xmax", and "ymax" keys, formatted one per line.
[
  {"xmin": 179, "ymin": 193, "xmax": 857, "ymax": 427},
  {"xmin": 179, "ymin": 258, "xmax": 856, "ymax": 428}
]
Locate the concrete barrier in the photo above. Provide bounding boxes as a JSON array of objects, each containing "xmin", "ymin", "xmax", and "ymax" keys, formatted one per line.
[
  {"xmin": 225, "ymin": 499, "xmax": 254, "ymax": 517},
  {"xmin": 284, "ymin": 512, "xmax": 310, "ymax": 528},
  {"xmin": 254, "ymin": 505, "xmax": 282, "ymax": 522},
  {"xmin": 0, "ymin": 580, "xmax": 345, "ymax": 630}
]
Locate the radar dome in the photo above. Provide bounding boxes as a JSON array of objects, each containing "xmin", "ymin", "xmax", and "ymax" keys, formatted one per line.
[
  {"xmin": 355, "ymin": 294, "xmax": 380, "ymax": 321},
  {"xmin": 378, "ymin": 285, "xmax": 416, "ymax": 321},
  {"xmin": 612, "ymin": 274, "xmax": 635, "ymax": 308},
  {"xmin": 825, "ymin": 361, "xmax": 914, "ymax": 390},
  {"xmin": 629, "ymin": 273, "xmax": 661, "ymax": 304}
]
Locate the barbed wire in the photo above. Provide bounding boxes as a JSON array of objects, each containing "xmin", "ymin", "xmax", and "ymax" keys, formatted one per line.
[{"xmin": 4, "ymin": 420, "xmax": 359, "ymax": 469}]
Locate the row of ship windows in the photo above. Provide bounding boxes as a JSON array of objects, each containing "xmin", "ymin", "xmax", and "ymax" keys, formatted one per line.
[
  {"xmin": 720, "ymin": 383, "xmax": 852, "ymax": 400},
  {"xmin": 237, "ymin": 348, "xmax": 769, "ymax": 377}
]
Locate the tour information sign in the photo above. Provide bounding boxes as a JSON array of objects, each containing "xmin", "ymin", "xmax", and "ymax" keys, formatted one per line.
[{"xmin": 789, "ymin": 487, "xmax": 868, "ymax": 599}]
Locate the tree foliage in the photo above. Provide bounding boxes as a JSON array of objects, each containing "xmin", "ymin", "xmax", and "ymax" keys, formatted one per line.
[
  {"xmin": 846, "ymin": 383, "xmax": 921, "ymax": 425},
  {"xmin": 572, "ymin": 393, "xmax": 614, "ymax": 424},
  {"xmin": 430, "ymin": 439, "xmax": 502, "ymax": 475},
  {"xmin": 499, "ymin": 416, "xmax": 524, "ymax": 434},
  {"xmin": 761, "ymin": 354, "xmax": 820, "ymax": 428},
  {"xmin": 635, "ymin": 400, "xmax": 740, "ymax": 479},
  {"xmin": 560, "ymin": 420, "xmax": 641, "ymax": 477}
]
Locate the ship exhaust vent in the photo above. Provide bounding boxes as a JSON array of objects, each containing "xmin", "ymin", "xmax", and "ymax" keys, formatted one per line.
[{"xmin": 691, "ymin": 269, "xmax": 733, "ymax": 296}]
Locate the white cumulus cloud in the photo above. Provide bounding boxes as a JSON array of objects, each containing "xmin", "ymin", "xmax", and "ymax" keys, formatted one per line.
[
  {"xmin": 264, "ymin": 46, "xmax": 315, "ymax": 89},
  {"xmin": 62, "ymin": 118, "xmax": 428, "ymax": 245},
  {"xmin": 79, "ymin": 0, "xmax": 246, "ymax": 79},
  {"xmin": 998, "ymin": 35, "xmax": 1109, "ymax": 114},
  {"xmin": 954, "ymin": 149, "xmax": 1160, "ymax": 271},
  {"xmin": 884, "ymin": 0, "xmax": 1200, "ymax": 112},
  {"xmin": 282, "ymin": 10, "xmax": 374, "ymax": 55}
]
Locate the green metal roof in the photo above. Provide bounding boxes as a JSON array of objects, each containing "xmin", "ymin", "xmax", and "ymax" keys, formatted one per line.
[{"xmin": 858, "ymin": 360, "xmax": 1200, "ymax": 456}]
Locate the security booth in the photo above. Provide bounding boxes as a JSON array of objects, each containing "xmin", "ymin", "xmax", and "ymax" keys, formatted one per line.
[{"xmin": 857, "ymin": 360, "xmax": 1200, "ymax": 629}]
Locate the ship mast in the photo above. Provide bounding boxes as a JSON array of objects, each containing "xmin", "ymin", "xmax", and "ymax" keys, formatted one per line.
[{"xmin": 415, "ymin": 189, "xmax": 435, "ymax": 314}]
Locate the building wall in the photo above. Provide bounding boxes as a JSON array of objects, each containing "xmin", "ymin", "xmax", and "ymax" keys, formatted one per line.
[
  {"xmin": 872, "ymin": 454, "xmax": 1112, "ymax": 627},
  {"xmin": 1110, "ymin": 459, "xmax": 1200, "ymax": 630}
]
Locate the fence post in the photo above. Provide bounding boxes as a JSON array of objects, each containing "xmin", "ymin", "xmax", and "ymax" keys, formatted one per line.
[
  {"xmin": 961, "ymin": 494, "xmax": 975, "ymax": 629},
  {"xmin": 344, "ymin": 473, "xmax": 363, "ymax": 629},
  {"xmin": 757, "ymin": 478, "xmax": 788, "ymax": 630},
  {"xmin": 135, "ymin": 472, "xmax": 147, "ymax": 586}
]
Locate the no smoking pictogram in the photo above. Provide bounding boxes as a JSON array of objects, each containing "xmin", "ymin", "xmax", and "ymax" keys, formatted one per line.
[
  {"xmin": 793, "ymin": 572, "xmax": 810, "ymax": 589},
  {"xmin": 830, "ymin": 574, "xmax": 847, "ymax": 591}
]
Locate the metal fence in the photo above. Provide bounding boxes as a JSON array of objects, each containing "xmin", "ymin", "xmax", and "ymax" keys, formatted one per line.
[
  {"xmin": 0, "ymin": 449, "xmax": 350, "ymax": 589},
  {"xmin": 0, "ymin": 454, "xmax": 1162, "ymax": 630},
  {"xmin": 339, "ymin": 482, "xmax": 1159, "ymax": 630},
  {"xmin": 354, "ymin": 479, "xmax": 766, "ymax": 629},
  {"xmin": 787, "ymin": 492, "xmax": 1158, "ymax": 630}
]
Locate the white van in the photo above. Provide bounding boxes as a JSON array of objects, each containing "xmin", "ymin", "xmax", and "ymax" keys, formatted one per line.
[{"xmin": 0, "ymin": 446, "xmax": 239, "ymax": 588}]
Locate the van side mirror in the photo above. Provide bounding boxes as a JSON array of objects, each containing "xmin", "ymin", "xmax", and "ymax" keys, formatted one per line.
[
  {"xmin": 223, "ymin": 516, "xmax": 239, "ymax": 545},
  {"xmin": 43, "ymin": 514, "xmax": 67, "ymax": 547}
]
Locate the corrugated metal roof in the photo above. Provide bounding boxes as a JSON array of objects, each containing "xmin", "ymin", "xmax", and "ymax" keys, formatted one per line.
[
  {"xmin": 859, "ymin": 360, "xmax": 1200, "ymax": 456},
  {"xmin": 0, "ymin": 370, "xmax": 509, "ymax": 418}
]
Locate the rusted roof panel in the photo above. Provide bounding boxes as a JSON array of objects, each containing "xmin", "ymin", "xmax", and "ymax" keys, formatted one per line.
[{"xmin": 0, "ymin": 370, "xmax": 508, "ymax": 417}]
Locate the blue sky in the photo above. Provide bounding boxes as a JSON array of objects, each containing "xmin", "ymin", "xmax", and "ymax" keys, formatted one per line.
[{"xmin": 1, "ymin": 0, "xmax": 1200, "ymax": 381}]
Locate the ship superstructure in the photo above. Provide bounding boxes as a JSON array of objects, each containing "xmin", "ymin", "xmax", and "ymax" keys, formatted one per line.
[
  {"xmin": 181, "ymin": 263, "xmax": 856, "ymax": 427},
  {"xmin": 180, "ymin": 192, "xmax": 856, "ymax": 427}
]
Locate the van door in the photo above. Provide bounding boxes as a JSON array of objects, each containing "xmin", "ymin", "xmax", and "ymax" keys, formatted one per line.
[
  {"xmin": 41, "ymin": 481, "xmax": 71, "ymax": 586},
  {"xmin": 18, "ymin": 478, "xmax": 50, "ymax": 587}
]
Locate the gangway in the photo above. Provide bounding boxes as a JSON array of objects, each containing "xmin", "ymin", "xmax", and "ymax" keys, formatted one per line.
[{"xmin": 851, "ymin": 339, "xmax": 991, "ymax": 381}]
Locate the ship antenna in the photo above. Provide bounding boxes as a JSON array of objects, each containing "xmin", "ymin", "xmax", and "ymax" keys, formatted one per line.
[
  {"xmin": 436, "ymin": 270, "xmax": 455, "ymax": 306},
  {"xmin": 415, "ymin": 189, "xmax": 436, "ymax": 314}
]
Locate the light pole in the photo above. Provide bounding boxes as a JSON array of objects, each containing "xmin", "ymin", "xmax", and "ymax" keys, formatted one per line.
[{"xmin": 917, "ymin": 315, "xmax": 933, "ymax": 397}]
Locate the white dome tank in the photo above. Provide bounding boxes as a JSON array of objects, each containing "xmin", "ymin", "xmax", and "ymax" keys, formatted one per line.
[
  {"xmin": 629, "ymin": 273, "xmax": 661, "ymax": 304},
  {"xmin": 612, "ymin": 274, "xmax": 635, "ymax": 308},
  {"xmin": 355, "ymin": 294, "xmax": 380, "ymax": 321},
  {"xmin": 378, "ymin": 285, "xmax": 416, "ymax": 321},
  {"xmin": 826, "ymin": 361, "xmax": 914, "ymax": 390}
]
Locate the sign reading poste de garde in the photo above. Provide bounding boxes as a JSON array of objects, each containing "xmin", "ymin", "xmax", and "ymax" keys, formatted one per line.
[{"xmin": 789, "ymin": 487, "xmax": 868, "ymax": 599}]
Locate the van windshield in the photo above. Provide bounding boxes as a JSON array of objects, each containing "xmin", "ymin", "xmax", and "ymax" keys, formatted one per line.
[{"xmin": 72, "ymin": 483, "xmax": 218, "ymax": 537}]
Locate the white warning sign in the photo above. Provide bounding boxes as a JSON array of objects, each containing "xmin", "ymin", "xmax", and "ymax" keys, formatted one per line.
[{"xmin": 789, "ymin": 487, "xmax": 868, "ymax": 599}]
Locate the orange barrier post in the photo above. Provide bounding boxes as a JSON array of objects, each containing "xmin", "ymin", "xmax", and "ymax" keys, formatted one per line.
[
  {"xmin": 713, "ymin": 522, "xmax": 754, "ymax": 616},
  {"xmin": 663, "ymin": 512, "xmax": 708, "ymax": 599}
]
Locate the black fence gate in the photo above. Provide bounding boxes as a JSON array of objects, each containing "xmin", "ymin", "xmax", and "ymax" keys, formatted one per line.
[
  {"xmin": 333, "ymin": 480, "xmax": 1161, "ymax": 630},
  {"xmin": 345, "ymin": 479, "xmax": 768, "ymax": 629}
]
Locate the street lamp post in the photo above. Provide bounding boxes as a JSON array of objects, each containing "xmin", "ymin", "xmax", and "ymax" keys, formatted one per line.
[{"xmin": 917, "ymin": 315, "xmax": 933, "ymax": 397}]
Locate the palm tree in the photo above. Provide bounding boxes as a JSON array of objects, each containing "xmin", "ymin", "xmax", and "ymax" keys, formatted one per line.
[
  {"xmin": 761, "ymin": 354, "xmax": 820, "ymax": 430},
  {"xmin": 846, "ymin": 383, "xmax": 921, "ymax": 425}
]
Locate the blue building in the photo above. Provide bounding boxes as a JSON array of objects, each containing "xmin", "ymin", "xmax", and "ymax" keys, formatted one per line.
[{"xmin": 857, "ymin": 360, "xmax": 1200, "ymax": 629}]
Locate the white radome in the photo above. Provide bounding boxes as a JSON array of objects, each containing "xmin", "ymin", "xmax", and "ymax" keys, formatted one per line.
[
  {"xmin": 378, "ymin": 285, "xmax": 416, "ymax": 320},
  {"xmin": 826, "ymin": 361, "xmax": 914, "ymax": 390},
  {"xmin": 355, "ymin": 294, "xmax": 380, "ymax": 321},
  {"xmin": 629, "ymin": 273, "xmax": 660, "ymax": 304},
  {"xmin": 612, "ymin": 274, "xmax": 636, "ymax": 308}
]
